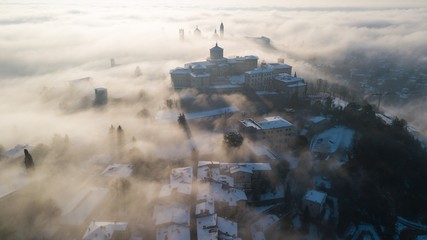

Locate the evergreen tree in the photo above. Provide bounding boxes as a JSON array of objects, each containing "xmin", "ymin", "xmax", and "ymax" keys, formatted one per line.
[
  {"xmin": 223, "ymin": 131, "xmax": 244, "ymax": 148},
  {"xmin": 301, "ymin": 206, "xmax": 310, "ymax": 233},
  {"xmin": 24, "ymin": 149, "xmax": 34, "ymax": 170},
  {"xmin": 284, "ymin": 183, "xmax": 292, "ymax": 209}
]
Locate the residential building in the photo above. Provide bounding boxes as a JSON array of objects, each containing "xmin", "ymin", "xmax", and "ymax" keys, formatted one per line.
[
  {"xmin": 170, "ymin": 44, "xmax": 258, "ymax": 89},
  {"xmin": 244, "ymin": 68, "xmax": 274, "ymax": 91},
  {"xmin": 83, "ymin": 221, "xmax": 130, "ymax": 240},
  {"xmin": 302, "ymin": 190, "xmax": 327, "ymax": 218},
  {"xmin": 274, "ymin": 73, "xmax": 307, "ymax": 99},
  {"xmin": 239, "ymin": 116, "xmax": 297, "ymax": 151}
]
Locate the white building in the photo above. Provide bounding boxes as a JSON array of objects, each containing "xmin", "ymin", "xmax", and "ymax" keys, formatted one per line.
[
  {"xmin": 274, "ymin": 73, "xmax": 307, "ymax": 99},
  {"xmin": 170, "ymin": 44, "xmax": 258, "ymax": 89},
  {"xmin": 83, "ymin": 221, "xmax": 130, "ymax": 240},
  {"xmin": 244, "ymin": 68, "xmax": 274, "ymax": 91},
  {"xmin": 302, "ymin": 190, "xmax": 327, "ymax": 218},
  {"xmin": 239, "ymin": 116, "xmax": 297, "ymax": 151}
]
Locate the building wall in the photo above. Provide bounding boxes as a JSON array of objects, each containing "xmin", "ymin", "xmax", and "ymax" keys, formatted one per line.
[
  {"xmin": 302, "ymin": 199, "xmax": 325, "ymax": 218},
  {"xmin": 171, "ymin": 73, "xmax": 190, "ymax": 87},
  {"xmin": 232, "ymin": 172, "xmax": 252, "ymax": 189},
  {"xmin": 111, "ymin": 227, "xmax": 130, "ymax": 240},
  {"xmin": 244, "ymin": 70, "xmax": 274, "ymax": 91},
  {"xmin": 257, "ymin": 126, "xmax": 296, "ymax": 151}
]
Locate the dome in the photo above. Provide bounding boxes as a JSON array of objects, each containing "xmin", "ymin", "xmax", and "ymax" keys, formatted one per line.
[{"xmin": 210, "ymin": 43, "xmax": 223, "ymax": 52}]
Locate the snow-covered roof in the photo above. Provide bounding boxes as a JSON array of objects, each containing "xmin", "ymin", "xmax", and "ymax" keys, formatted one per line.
[
  {"xmin": 197, "ymin": 165, "xmax": 220, "ymax": 181},
  {"xmin": 218, "ymin": 217, "xmax": 238, "ymax": 237},
  {"xmin": 193, "ymin": 64, "xmax": 207, "ymax": 70},
  {"xmin": 274, "ymin": 73, "xmax": 303, "ymax": 83},
  {"xmin": 230, "ymin": 165, "xmax": 253, "ymax": 174},
  {"xmin": 304, "ymin": 190, "xmax": 327, "ymax": 204},
  {"xmin": 62, "ymin": 187, "xmax": 109, "ymax": 225},
  {"xmin": 265, "ymin": 63, "xmax": 291, "ymax": 69},
  {"xmin": 186, "ymin": 106, "xmax": 239, "ymax": 119},
  {"xmin": 246, "ymin": 68, "xmax": 274, "ymax": 75},
  {"xmin": 185, "ymin": 61, "xmax": 216, "ymax": 68},
  {"xmin": 197, "ymin": 182, "xmax": 247, "ymax": 206},
  {"xmin": 156, "ymin": 106, "xmax": 239, "ymax": 123},
  {"xmin": 309, "ymin": 116, "xmax": 326, "ymax": 124},
  {"xmin": 245, "ymin": 143, "xmax": 276, "ymax": 160},
  {"xmin": 240, "ymin": 119, "xmax": 262, "ymax": 130},
  {"xmin": 257, "ymin": 116, "xmax": 293, "ymax": 129},
  {"xmin": 310, "ymin": 127, "xmax": 355, "ymax": 154},
  {"xmin": 196, "ymin": 199, "xmax": 215, "ymax": 216},
  {"xmin": 1, "ymin": 144, "xmax": 34, "ymax": 159},
  {"xmin": 190, "ymin": 72, "xmax": 210, "ymax": 78},
  {"xmin": 101, "ymin": 164, "xmax": 133, "ymax": 178},
  {"xmin": 159, "ymin": 167, "xmax": 193, "ymax": 197},
  {"xmin": 197, "ymin": 214, "xmax": 218, "ymax": 240},
  {"xmin": 153, "ymin": 202, "xmax": 190, "ymax": 226},
  {"xmin": 246, "ymin": 55, "xmax": 258, "ymax": 60},
  {"xmin": 221, "ymin": 163, "xmax": 272, "ymax": 172},
  {"xmin": 156, "ymin": 224, "xmax": 190, "ymax": 240},
  {"xmin": 375, "ymin": 113, "xmax": 393, "ymax": 125},
  {"xmin": 83, "ymin": 221, "xmax": 128, "ymax": 240},
  {"xmin": 198, "ymin": 165, "xmax": 234, "ymax": 187},
  {"xmin": 287, "ymin": 82, "xmax": 307, "ymax": 88},
  {"xmin": 198, "ymin": 161, "xmax": 220, "ymax": 167},
  {"xmin": 332, "ymin": 98, "xmax": 349, "ymax": 109},
  {"xmin": 170, "ymin": 68, "xmax": 190, "ymax": 74},
  {"xmin": 211, "ymin": 183, "xmax": 247, "ymax": 206}
]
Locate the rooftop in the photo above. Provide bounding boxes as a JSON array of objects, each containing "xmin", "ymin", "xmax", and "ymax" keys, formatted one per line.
[
  {"xmin": 83, "ymin": 221, "xmax": 128, "ymax": 240},
  {"xmin": 156, "ymin": 224, "xmax": 190, "ymax": 240},
  {"xmin": 197, "ymin": 214, "xmax": 218, "ymax": 240},
  {"xmin": 246, "ymin": 68, "xmax": 274, "ymax": 75},
  {"xmin": 258, "ymin": 116, "xmax": 294, "ymax": 129},
  {"xmin": 153, "ymin": 202, "xmax": 190, "ymax": 226},
  {"xmin": 304, "ymin": 190, "xmax": 327, "ymax": 204},
  {"xmin": 239, "ymin": 119, "xmax": 262, "ymax": 130},
  {"xmin": 218, "ymin": 217, "xmax": 238, "ymax": 237},
  {"xmin": 275, "ymin": 73, "xmax": 304, "ymax": 83},
  {"xmin": 101, "ymin": 164, "xmax": 133, "ymax": 178}
]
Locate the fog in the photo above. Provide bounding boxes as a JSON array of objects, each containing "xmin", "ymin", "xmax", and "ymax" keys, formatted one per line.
[{"xmin": 0, "ymin": 0, "xmax": 426, "ymax": 238}]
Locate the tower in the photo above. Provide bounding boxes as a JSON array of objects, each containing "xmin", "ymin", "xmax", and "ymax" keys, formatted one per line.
[
  {"xmin": 179, "ymin": 28, "xmax": 184, "ymax": 41},
  {"xmin": 94, "ymin": 88, "xmax": 108, "ymax": 106},
  {"xmin": 110, "ymin": 58, "xmax": 115, "ymax": 68},
  {"xmin": 209, "ymin": 43, "xmax": 223, "ymax": 60},
  {"xmin": 194, "ymin": 26, "xmax": 201, "ymax": 37},
  {"xmin": 212, "ymin": 29, "xmax": 219, "ymax": 40},
  {"xmin": 220, "ymin": 22, "xmax": 224, "ymax": 38}
]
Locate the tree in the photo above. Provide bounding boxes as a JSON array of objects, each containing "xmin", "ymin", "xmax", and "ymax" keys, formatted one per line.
[
  {"xmin": 301, "ymin": 206, "xmax": 310, "ymax": 233},
  {"xmin": 284, "ymin": 182, "xmax": 292, "ymax": 209},
  {"xmin": 178, "ymin": 113, "xmax": 187, "ymax": 127},
  {"xmin": 325, "ymin": 96, "xmax": 333, "ymax": 110},
  {"xmin": 117, "ymin": 125, "xmax": 124, "ymax": 147},
  {"xmin": 24, "ymin": 149, "xmax": 34, "ymax": 170},
  {"xmin": 392, "ymin": 117, "xmax": 407, "ymax": 130},
  {"xmin": 223, "ymin": 131, "xmax": 243, "ymax": 148}
]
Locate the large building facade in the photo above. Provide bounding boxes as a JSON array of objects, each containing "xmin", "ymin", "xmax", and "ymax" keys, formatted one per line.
[
  {"xmin": 239, "ymin": 116, "xmax": 297, "ymax": 151},
  {"xmin": 170, "ymin": 44, "xmax": 258, "ymax": 89}
]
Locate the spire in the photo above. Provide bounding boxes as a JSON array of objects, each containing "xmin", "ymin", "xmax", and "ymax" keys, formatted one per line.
[{"xmin": 294, "ymin": 72, "xmax": 297, "ymax": 78}]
